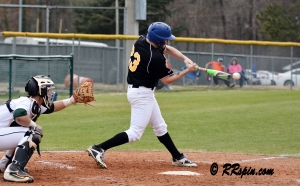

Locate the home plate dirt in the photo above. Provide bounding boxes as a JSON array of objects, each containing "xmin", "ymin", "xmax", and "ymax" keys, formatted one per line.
[{"xmin": 0, "ymin": 150, "xmax": 299, "ymax": 186}]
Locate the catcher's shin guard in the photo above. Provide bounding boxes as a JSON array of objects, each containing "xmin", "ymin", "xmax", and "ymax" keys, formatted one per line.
[
  {"xmin": 0, "ymin": 152, "xmax": 29, "ymax": 174},
  {"xmin": 3, "ymin": 132, "xmax": 42, "ymax": 183}
]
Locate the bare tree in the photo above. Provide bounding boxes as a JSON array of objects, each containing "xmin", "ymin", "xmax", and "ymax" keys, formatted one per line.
[
  {"xmin": 219, "ymin": 0, "xmax": 227, "ymax": 39},
  {"xmin": 0, "ymin": 0, "xmax": 296, "ymax": 41}
]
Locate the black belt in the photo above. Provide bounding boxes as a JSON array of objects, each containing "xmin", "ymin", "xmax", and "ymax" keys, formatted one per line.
[
  {"xmin": 132, "ymin": 85, "xmax": 155, "ymax": 90},
  {"xmin": 132, "ymin": 85, "xmax": 139, "ymax": 88}
]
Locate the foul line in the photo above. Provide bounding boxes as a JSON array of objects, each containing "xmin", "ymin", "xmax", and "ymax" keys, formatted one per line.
[
  {"xmin": 235, "ymin": 156, "xmax": 286, "ymax": 163},
  {"xmin": 280, "ymin": 153, "xmax": 300, "ymax": 157},
  {"xmin": 37, "ymin": 160, "xmax": 76, "ymax": 170},
  {"xmin": 1, "ymin": 150, "xmax": 299, "ymax": 166},
  {"xmin": 194, "ymin": 156, "xmax": 286, "ymax": 164}
]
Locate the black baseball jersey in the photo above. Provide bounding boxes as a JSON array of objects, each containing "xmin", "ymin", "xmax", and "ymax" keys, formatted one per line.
[{"xmin": 127, "ymin": 35, "xmax": 173, "ymax": 88}]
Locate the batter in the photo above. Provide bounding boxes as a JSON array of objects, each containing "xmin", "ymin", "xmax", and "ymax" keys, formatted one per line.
[
  {"xmin": 87, "ymin": 22, "xmax": 198, "ymax": 168},
  {"xmin": 0, "ymin": 75, "xmax": 77, "ymax": 183}
]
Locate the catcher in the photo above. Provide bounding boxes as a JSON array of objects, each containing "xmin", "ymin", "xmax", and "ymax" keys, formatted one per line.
[{"xmin": 0, "ymin": 75, "xmax": 94, "ymax": 183}]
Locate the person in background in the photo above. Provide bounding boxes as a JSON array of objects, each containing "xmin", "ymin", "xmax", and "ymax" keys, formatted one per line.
[
  {"xmin": 64, "ymin": 74, "xmax": 94, "ymax": 88},
  {"xmin": 205, "ymin": 58, "xmax": 235, "ymax": 88},
  {"xmin": 228, "ymin": 57, "xmax": 248, "ymax": 88}
]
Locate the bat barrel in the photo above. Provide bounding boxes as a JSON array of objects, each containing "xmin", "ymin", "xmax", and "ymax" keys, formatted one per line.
[
  {"xmin": 195, "ymin": 66, "xmax": 232, "ymax": 80},
  {"xmin": 215, "ymin": 72, "xmax": 232, "ymax": 80}
]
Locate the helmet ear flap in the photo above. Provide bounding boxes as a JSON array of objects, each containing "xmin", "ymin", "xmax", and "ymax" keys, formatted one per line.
[
  {"xmin": 25, "ymin": 82, "xmax": 28, "ymax": 92},
  {"xmin": 25, "ymin": 77, "xmax": 38, "ymax": 96},
  {"xmin": 146, "ymin": 22, "xmax": 175, "ymax": 47}
]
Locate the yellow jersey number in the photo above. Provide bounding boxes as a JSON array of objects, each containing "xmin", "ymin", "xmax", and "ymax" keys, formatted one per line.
[{"xmin": 128, "ymin": 46, "xmax": 141, "ymax": 72}]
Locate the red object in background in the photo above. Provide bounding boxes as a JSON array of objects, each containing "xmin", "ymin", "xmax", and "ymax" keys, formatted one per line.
[{"xmin": 64, "ymin": 74, "xmax": 94, "ymax": 88}]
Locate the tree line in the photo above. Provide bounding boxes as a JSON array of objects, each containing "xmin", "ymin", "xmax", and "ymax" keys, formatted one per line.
[{"xmin": 0, "ymin": 0, "xmax": 299, "ymax": 42}]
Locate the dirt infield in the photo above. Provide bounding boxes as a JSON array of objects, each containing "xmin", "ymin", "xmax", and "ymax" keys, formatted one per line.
[{"xmin": 1, "ymin": 151, "xmax": 300, "ymax": 186}]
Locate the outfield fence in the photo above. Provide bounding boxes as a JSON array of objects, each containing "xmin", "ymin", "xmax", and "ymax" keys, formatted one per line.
[{"xmin": 0, "ymin": 32, "xmax": 300, "ymax": 102}]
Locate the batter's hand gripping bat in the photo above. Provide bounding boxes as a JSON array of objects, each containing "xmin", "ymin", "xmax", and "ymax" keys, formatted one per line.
[{"xmin": 195, "ymin": 66, "xmax": 232, "ymax": 80}]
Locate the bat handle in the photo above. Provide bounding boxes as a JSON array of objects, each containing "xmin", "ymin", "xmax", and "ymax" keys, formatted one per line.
[{"xmin": 195, "ymin": 66, "xmax": 207, "ymax": 72}]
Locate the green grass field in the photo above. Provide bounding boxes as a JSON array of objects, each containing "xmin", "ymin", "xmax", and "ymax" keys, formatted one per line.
[{"xmin": 38, "ymin": 88, "xmax": 300, "ymax": 156}]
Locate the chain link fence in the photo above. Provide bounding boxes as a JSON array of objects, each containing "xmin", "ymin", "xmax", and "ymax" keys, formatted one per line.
[
  {"xmin": 1, "ymin": 34, "xmax": 300, "ymax": 104},
  {"xmin": 0, "ymin": 53, "xmax": 73, "ymax": 104}
]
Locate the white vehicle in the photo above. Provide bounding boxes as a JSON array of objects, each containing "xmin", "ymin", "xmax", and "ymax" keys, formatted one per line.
[
  {"xmin": 256, "ymin": 70, "xmax": 277, "ymax": 85},
  {"xmin": 244, "ymin": 69, "xmax": 260, "ymax": 85},
  {"xmin": 282, "ymin": 61, "xmax": 300, "ymax": 71},
  {"xmin": 244, "ymin": 69, "xmax": 278, "ymax": 85},
  {"xmin": 274, "ymin": 68, "xmax": 300, "ymax": 86},
  {"xmin": 4, "ymin": 37, "xmax": 108, "ymax": 47}
]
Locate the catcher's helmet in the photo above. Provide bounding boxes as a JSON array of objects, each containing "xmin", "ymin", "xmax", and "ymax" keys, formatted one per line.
[
  {"xmin": 146, "ymin": 22, "xmax": 175, "ymax": 47},
  {"xmin": 25, "ymin": 75, "xmax": 55, "ymax": 108}
]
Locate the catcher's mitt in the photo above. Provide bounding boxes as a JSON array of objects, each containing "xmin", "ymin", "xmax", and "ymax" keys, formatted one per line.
[{"xmin": 73, "ymin": 82, "xmax": 95, "ymax": 105}]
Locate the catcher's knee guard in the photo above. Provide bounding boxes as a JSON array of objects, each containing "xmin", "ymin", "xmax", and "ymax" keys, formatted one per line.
[{"xmin": 30, "ymin": 131, "xmax": 42, "ymax": 149}]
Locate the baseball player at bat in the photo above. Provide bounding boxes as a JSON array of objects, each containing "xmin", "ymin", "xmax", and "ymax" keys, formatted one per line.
[
  {"xmin": 205, "ymin": 58, "xmax": 235, "ymax": 88},
  {"xmin": 0, "ymin": 75, "xmax": 81, "ymax": 183},
  {"xmin": 87, "ymin": 22, "xmax": 197, "ymax": 168}
]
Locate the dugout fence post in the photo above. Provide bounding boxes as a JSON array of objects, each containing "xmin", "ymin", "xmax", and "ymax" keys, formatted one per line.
[
  {"xmin": 250, "ymin": 45, "xmax": 253, "ymax": 90},
  {"xmin": 69, "ymin": 53, "xmax": 74, "ymax": 97},
  {"xmin": 9, "ymin": 59, "xmax": 12, "ymax": 100},
  {"xmin": 210, "ymin": 43, "xmax": 214, "ymax": 89},
  {"xmin": 290, "ymin": 47, "xmax": 293, "ymax": 90}
]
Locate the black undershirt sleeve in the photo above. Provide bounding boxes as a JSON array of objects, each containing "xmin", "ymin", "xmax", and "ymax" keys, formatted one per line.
[{"xmin": 43, "ymin": 104, "xmax": 55, "ymax": 114}]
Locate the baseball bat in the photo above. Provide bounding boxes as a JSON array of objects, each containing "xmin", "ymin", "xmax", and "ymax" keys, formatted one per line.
[{"xmin": 195, "ymin": 66, "xmax": 232, "ymax": 80}]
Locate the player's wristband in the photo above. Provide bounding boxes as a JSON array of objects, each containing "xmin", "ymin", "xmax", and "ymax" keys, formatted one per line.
[
  {"xmin": 28, "ymin": 120, "xmax": 37, "ymax": 128},
  {"xmin": 62, "ymin": 96, "xmax": 76, "ymax": 107}
]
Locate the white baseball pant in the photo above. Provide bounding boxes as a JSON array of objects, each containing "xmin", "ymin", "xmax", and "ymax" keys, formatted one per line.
[{"xmin": 125, "ymin": 85, "xmax": 167, "ymax": 142}]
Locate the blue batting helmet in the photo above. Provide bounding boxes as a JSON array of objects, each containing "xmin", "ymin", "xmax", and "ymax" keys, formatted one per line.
[{"xmin": 146, "ymin": 22, "xmax": 175, "ymax": 47}]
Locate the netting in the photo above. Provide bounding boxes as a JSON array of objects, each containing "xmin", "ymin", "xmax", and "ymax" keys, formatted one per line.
[{"xmin": 0, "ymin": 54, "xmax": 73, "ymax": 104}]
